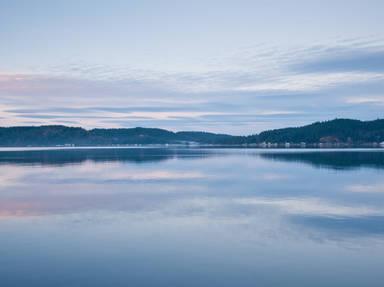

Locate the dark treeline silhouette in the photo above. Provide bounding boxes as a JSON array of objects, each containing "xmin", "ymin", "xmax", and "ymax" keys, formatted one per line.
[
  {"xmin": 0, "ymin": 118, "xmax": 383, "ymax": 147},
  {"xmin": 258, "ymin": 118, "xmax": 384, "ymax": 144},
  {"xmin": 0, "ymin": 126, "xmax": 238, "ymax": 146}
]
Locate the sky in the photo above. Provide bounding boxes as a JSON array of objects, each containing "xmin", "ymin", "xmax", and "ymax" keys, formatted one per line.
[{"xmin": 1, "ymin": 0, "xmax": 384, "ymax": 134}]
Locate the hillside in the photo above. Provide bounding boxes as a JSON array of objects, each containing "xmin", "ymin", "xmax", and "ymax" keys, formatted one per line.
[
  {"xmin": 0, "ymin": 119, "xmax": 383, "ymax": 146},
  {"xmin": 258, "ymin": 119, "xmax": 384, "ymax": 144},
  {"xmin": 0, "ymin": 126, "xmax": 240, "ymax": 146}
]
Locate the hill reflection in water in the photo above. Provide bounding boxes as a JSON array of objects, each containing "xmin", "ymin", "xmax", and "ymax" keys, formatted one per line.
[
  {"xmin": 0, "ymin": 148, "xmax": 216, "ymax": 166},
  {"xmin": 259, "ymin": 150, "xmax": 384, "ymax": 170}
]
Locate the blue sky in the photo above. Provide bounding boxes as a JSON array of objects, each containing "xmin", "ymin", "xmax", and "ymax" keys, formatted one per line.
[{"xmin": 1, "ymin": 0, "xmax": 383, "ymax": 134}]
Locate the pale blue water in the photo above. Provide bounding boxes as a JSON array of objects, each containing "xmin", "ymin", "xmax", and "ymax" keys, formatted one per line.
[{"xmin": 0, "ymin": 148, "xmax": 383, "ymax": 287}]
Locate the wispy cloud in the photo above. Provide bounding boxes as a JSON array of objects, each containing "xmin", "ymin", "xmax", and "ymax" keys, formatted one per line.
[
  {"xmin": 292, "ymin": 49, "xmax": 384, "ymax": 73},
  {"xmin": 1, "ymin": 39, "xmax": 384, "ymax": 133}
]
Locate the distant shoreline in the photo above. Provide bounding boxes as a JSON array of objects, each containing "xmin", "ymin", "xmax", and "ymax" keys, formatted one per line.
[
  {"xmin": 0, "ymin": 145, "xmax": 383, "ymax": 151},
  {"xmin": 1, "ymin": 118, "xmax": 383, "ymax": 147}
]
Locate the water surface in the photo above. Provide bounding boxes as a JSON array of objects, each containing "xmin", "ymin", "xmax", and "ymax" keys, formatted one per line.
[{"xmin": 1, "ymin": 148, "xmax": 383, "ymax": 287}]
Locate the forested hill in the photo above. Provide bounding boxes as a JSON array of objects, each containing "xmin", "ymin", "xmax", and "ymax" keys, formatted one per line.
[
  {"xmin": 257, "ymin": 119, "xmax": 384, "ymax": 144},
  {"xmin": 0, "ymin": 119, "xmax": 383, "ymax": 146},
  {"xmin": 0, "ymin": 126, "xmax": 237, "ymax": 146}
]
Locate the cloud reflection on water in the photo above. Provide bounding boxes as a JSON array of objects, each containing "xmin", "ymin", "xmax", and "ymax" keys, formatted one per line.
[{"xmin": 0, "ymin": 148, "xmax": 383, "ymax": 243}]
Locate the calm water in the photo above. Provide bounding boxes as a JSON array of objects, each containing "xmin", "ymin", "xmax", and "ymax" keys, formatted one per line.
[{"xmin": 1, "ymin": 148, "xmax": 384, "ymax": 287}]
